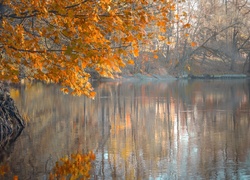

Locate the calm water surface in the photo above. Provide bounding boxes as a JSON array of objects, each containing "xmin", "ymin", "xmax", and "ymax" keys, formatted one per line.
[{"xmin": 1, "ymin": 79, "xmax": 250, "ymax": 179}]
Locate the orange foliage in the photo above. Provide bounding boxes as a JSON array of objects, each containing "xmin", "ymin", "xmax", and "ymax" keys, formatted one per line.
[
  {"xmin": 0, "ymin": 152, "xmax": 95, "ymax": 179},
  {"xmin": 49, "ymin": 151, "xmax": 96, "ymax": 180},
  {"xmin": 127, "ymin": 60, "xmax": 135, "ymax": 65},
  {"xmin": 1, "ymin": 0, "xmax": 177, "ymax": 97},
  {"xmin": 153, "ymin": 54, "xmax": 159, "ymax": 59},
  {"xmin": 183, "ymin": 23, "xmax": 191, "ymax": 28},
  {"xmin": 0, "ymin": 164, "xmax": 9, "ymax": 176},
  {"xmin": 190, "ymin": 42, "xmax": 197, "ymax": 47}
]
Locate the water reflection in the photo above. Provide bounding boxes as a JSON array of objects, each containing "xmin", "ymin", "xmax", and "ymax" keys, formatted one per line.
[{"xmin": 1, "ymin": 79, "xmax": 250, "ymax": 179}]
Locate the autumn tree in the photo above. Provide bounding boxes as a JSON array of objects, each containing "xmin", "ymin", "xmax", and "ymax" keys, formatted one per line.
[
  {"xmin": 152, "ymin": 0, "xmax": 250, "ymax": 76},
  {"xmin": 175, "ymin": 0, "xmax": 250, "ymax": 73},
  {"xmin": 0, "ymin": 0, "xmax": 178, "ymax": 97},
  {"xmin": 138, "ymin": 0, "xmax": 193, "ymax": 75}
]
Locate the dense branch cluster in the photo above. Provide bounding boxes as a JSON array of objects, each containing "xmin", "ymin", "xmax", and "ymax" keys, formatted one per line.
[{"xmin": 0, "ymin": 0, "xmax": 178, "ymax": 97}]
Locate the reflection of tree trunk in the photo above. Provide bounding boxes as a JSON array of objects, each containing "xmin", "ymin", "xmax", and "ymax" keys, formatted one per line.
[
  {"xmin": 243, "ymin": 52, "xmax": 250, "ymax": 73},
  {"xmin": 19, "ymin": 63, "xmax": 25, "ymax": 83},
  {"xmin": 0, "ymin": 125, "xmax": 23, "ymax": 163},
  {"xmin": 247, "ymin": 52, "xmax": 250, "ymax": 73},
  {"xmin": 133, "ymin": 87, "xmax": 141, "ymax": 178},
  {"xmin": 230, "ymin": 86, "xmax": 238, "ymax": 131}
]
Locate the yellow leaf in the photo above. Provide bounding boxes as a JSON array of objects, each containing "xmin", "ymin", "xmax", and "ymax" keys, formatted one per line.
[{"xmin": 185, "ymin": 64, "xmax": 191, "ymax": 71}]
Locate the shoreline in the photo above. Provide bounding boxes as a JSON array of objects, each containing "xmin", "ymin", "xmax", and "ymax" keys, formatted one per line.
[{"xmin": 96, "ymin": 73, "xmax": 250, "ymax": 82}]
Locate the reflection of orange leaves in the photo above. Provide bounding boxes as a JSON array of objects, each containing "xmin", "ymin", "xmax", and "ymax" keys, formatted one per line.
[
  {"xmin": 89, "ymin": 151, "xmax": 96, "ymax": 160},
  {"xmin": 51, "ymin": 152, "xmax": 96, "ymax": 180},
  {"xmin": 126, "ymin": 114, "xmax": 131, "ymax": 128},
  {"xmin": 10, "ymin": 89, "xmax": 20, "ymax": 99},
  {"xmin": 190, "ymin": 42, "xmax": 197, "ymax": 47},
  {"xmin": 184, "ymin": 33, "xmax": 189, "ymax": 37},
  {"xmin": 13, "ymin": 175, "xmax": 18, "ymax": 180},
  {"xmin": 0, "ymin": 164, "xmax": 10, "ymax": 176}
]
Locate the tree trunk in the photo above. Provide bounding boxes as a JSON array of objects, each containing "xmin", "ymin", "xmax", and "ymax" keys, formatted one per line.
[
  {"xmin": 230, "ymin": 27, "xmax": 239, "ymax": 70},
  {"xmin": 0, "ymin": 82, "xmax": 25, "ymax": 147}
]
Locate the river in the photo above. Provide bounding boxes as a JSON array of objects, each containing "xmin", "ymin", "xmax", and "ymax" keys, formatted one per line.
[{"xmin": 1, "ymin": 79, "xmax": 250, "ymax": 179}]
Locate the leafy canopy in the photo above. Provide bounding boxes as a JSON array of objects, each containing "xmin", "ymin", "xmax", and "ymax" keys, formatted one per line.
[{"xmin": 0, "ymin": 0, "xmax": 177, "ymax": 97}]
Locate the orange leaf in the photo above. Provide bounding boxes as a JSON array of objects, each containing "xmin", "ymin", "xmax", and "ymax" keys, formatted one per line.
[
  {"xmin": 153, "ymin": 55, "xmax": 158, "ymax": 59},
  {"xmin": 158, "ymin": 35, "xmax": 165, "ymax": 41},
  {"xmin": 183, "ymin": 23, "xmax": 191, "ymax": 28},
  {"xmin": 89, "ymin": 91, "xmax": 96, "ymax": 98},
  {"xmin": 190, "ymin": 42, "xmax": 197, "ymax": 47},
  {"xmin": 170, "ymin": 5, "xmax": 175, "ymax": 11},
  {"xmin": 127, "ymin": 60, "xmax": 134, "ymax": 65},
  {"xmin": 61, "ymin": 88, "xmax": 69, "ymax": 94},
  {"xmin": 133, "ymin": 48, "xmax": 139, "ymax": 57},
  {"xmin": 166, "ymin": 41, "xmax": 172, "ymax": 45}
]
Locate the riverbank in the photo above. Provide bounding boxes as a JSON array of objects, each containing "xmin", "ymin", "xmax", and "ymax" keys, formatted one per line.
[
  {"xmin": 97, "ymin": 57, "xmax": 250, "ymax": 81},
  {"xmin": 97, "ymin": 73, "xmax": 250, "ymax": 83}
]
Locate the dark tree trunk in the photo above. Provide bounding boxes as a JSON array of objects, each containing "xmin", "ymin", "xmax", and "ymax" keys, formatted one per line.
[
  {"xmin": 0, "ymin": 82, "xmax": 25, "ymax": 147},
  {"xmin": 230, "ymin": 27, "xmax": 239, "ymax": 70}
]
